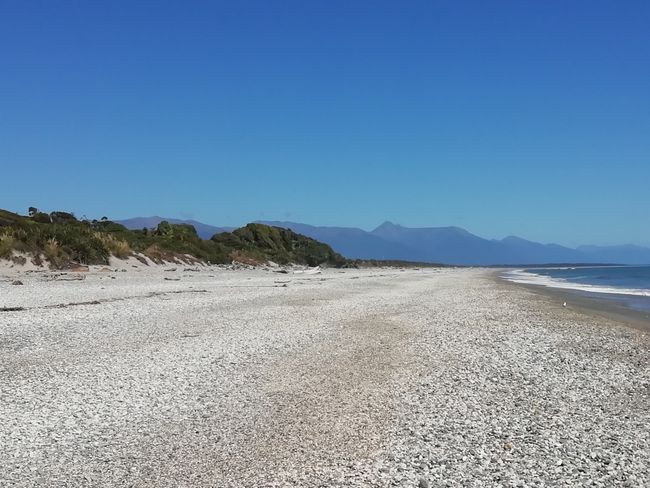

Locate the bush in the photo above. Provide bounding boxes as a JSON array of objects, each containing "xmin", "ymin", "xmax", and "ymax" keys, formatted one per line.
[
  {"xmin": 95, "ymin": 233, "xmax": 131, "ymax": 259},
  {"xmin": 32, "ymin": 212, "xmax": 52, "ymax": 224},
  {"xmin": 0, "ymin": 234, "xmax": 15, "ymax": 258},
  {"xmin": 44, "ymin": 238, "xmax": 67, "ymax": 268},
  {"xmin": 0, "ymin": 208, "xmax": 349, "ymax": 268},
  {"xmin": 49, "ymin": 211, "xmax": 77, "ymax": 224},
  {"xmin": 108, "ymin": 239, "xmax": 131, "ymax": 259}
]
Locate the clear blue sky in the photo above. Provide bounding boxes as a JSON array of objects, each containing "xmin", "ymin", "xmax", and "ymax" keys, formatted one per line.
[{"xmin": 1, "ymin": 1, "xmax": 649, "ymax": 246}]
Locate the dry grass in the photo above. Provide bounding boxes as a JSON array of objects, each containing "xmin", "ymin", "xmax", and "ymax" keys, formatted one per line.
[
  {"xmin": 0, "ymin": 234, "xmax": 15, "ymax": 258},
  {"xmin": 44, "ymin": 238, "xmax": 68, "ymax": 268},
  {"xmin": 43, "ymin": 237, "xmax": 68, "ymax": 268},
  {"xmin": 95, "ymin": 233, "xmax": 131, "ymax": 259}
]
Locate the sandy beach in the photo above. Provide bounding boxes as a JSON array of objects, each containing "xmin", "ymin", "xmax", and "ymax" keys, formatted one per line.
[{"xmin": 1, "ymin": 265, "xmax": 648, "ymax": 487}]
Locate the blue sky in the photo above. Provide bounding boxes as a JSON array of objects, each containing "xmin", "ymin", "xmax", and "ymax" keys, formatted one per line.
[{"xmin": 1, "ymin": 1, "xmax": 649, "ymax": 246}]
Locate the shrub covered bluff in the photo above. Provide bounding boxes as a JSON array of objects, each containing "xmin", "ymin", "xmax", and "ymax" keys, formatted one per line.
[{"xmin": 0, "ymin": 208, "xmax": 346, "ymax": 268}]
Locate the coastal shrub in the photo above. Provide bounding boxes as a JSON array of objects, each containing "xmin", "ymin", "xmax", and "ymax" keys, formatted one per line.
[
  {"xmin": 32, "ymin": 212, "xmax": 52, "ymax": 224},
  {"xmin": 44, "ymin": 225, "xmax": 108, "ymax": 264},
  {"xmin": 0, "ymin": 234, "xmax": 15, "ymax": 258},
  {"xmin": 49, "ymin": 211, "xmax": 77, "ymax": 224},
  {"xmin": 153, "ymin": 221, "xmax": 198, "ymax": 241},
  {"xmin": 0, "ymin": 209, "xmax": 26, "ymax": 227},
  {"xmin": 44, "ymin": 238, "xmax": 67, "ymax": 268},
  {"xmin": 108, "ymin": 239, "xmax": 131, "ymax": 259},
  {"xmin": 95, "ymin": 232, "xmax": 131, "ymax": 259},
  {"xmin": 212, "ymin": 223, "xmax": 346, "ymax": 266},
  {"xmin": 92, "ymin": 220, "xmax": 130, "ymax": 233},
  {"xmin": 155, "ymin": 221, "xmax": 173, "ymax": 236},
  {"xmin": 0, "ymin": 208, "xmax": 349, "ymax": 268}
]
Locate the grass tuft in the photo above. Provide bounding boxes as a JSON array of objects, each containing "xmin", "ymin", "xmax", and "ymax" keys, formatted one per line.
[{"xmin": 0, "ymin": 234, "xmax": 15, "ymax": 258}]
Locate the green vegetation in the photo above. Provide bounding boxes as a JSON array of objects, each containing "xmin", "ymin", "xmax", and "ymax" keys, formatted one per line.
[
  {"xmin": 0, "ymin": 208, "xmax": 346, "ymax": 269},
  {"xmin": 212, "ymin": 223, "xmax": 346, "ymax": 267}
]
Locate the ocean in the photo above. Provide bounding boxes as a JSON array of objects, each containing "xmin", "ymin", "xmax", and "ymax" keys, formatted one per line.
[{"xmin": 504, "ymin": 265, "xmax": 650, "ymax": 312}]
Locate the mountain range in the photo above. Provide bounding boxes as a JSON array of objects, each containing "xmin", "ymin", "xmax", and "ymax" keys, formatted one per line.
[{"xmin": 117, "ymin": 217, "xmax": 650, "ymax": 265}]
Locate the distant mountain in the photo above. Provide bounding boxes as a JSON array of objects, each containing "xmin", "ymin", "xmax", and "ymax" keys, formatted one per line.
[
  {"xmin": 117, "ymin": 216, "xmax": 233, "ymax": 239},
  {"xmin": 261, "ymin": 221, "xmax": 650, "ymax": 265},
  {"xmin": 367, "ymin": 222, "xmax": 584, "ymax": 265},
  {"xmin": 118, "ymin": 217, "xmax": 650, "ymax": 265},
  {"xmin": 496, "ymin": 236, "xmax": 584, "ymax": 264},
  {"xmin": 372, "ymin": 222, "xmax": 505, "ymax": 265}
]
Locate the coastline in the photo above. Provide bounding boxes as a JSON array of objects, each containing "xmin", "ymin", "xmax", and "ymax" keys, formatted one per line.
[{"xmin": 497, "ymin": 270, "xmax": 650, "ymax": 333}]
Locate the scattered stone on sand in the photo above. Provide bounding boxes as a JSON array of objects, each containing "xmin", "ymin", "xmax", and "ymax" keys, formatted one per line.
[{"xmin": 0, "ymin": 267, "xmax": 647, "ymax": 487}]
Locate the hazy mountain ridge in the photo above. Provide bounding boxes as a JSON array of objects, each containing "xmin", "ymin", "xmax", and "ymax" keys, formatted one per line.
[
  {"xmin": 119, "ymin": 217, "xmax": 650, "ymax": 265},
  {"xmin": 258, "ymin": 221, "xmax": 416, "ymax": 261}
]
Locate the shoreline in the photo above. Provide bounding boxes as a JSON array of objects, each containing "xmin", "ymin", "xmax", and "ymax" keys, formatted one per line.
[{"xmin": 497, "ymin": 270, "xmax": 650, "ymax": 333}]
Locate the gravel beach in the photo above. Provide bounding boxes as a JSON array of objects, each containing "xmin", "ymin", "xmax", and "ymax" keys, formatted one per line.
[{"xmin": 1, "ymin": 265, "xmax": 648, "ymax": 487}]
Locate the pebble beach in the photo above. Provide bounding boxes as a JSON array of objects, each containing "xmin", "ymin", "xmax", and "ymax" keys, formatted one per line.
[{"xmin": 1, "ymin": 264, "xmax": 648, "ymax": 487}]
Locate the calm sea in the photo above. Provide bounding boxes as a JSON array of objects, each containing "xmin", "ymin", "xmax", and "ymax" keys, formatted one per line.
[{"xmin": 504, "ymin": 266, "xmax": 650, "ymax": 312}]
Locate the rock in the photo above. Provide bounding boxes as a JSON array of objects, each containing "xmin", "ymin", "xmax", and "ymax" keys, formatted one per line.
[
  {"xmin": 419, "ymin": 478, "xmax": 430, "ymax": 488},
  {"xmin": 11, "ymin": 280, "xmax": 24, "ymax": 285}
]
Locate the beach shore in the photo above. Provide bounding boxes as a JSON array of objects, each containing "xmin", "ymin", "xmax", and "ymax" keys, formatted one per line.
[
  {"xmin": 1, "ymin": 266, "xmax": 648, "ymax": 486},
  {"xmin": 499, "ymin": 270, "xmax": 650, "ymax": 332}
]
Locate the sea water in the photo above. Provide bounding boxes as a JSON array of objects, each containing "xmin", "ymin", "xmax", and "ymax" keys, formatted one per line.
[{"xmin": 504, "ymin": 266, "xmax": 650, "ymax": 312}]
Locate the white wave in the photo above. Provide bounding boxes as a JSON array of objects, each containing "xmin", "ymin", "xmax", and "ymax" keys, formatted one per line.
[{"xmin": 502, "ymin": 269, "xmax": 650, "ymax": 297}]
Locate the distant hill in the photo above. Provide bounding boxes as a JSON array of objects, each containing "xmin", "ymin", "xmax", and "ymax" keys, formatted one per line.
[
  {"xmin": 117, "ymin": 216, "xmax": 233, "ymax": 239},
  {"xmin": 372, "ymin": 222, "xmax": 506, "ymax": 265},
  {"xmin": 497, "ymin": 236, "xmax": 584, "ymax": 264}
]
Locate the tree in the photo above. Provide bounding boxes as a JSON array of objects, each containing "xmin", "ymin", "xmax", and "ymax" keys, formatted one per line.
[{"xmin": 155, "ymin": 221, "xmax": 172, "ymax": 236}]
